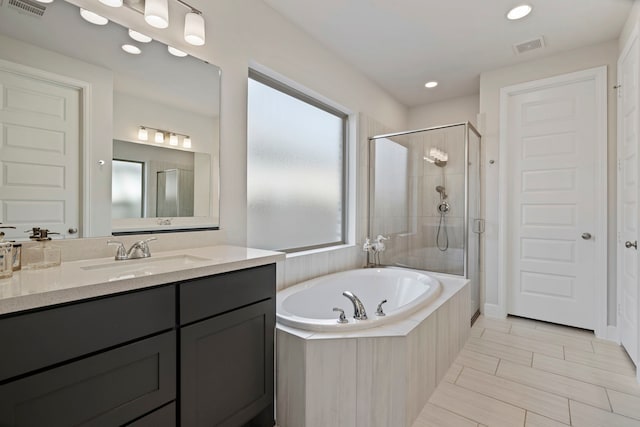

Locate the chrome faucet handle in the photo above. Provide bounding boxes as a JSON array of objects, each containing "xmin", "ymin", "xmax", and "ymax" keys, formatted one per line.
[
  {"xmin": 376, "ymin": 299, "xmax": 388, "ymax": 317},
  {"xmin": 129, "ymin": 237, "xmax": 157, "ymax": 258},
  {"xmin": 332, "ymin": 307, "xmax": 348, "ymax": 324},
  {"xmin": 107, "ymin": 240, "xmax": 127, "ymax": 260}
]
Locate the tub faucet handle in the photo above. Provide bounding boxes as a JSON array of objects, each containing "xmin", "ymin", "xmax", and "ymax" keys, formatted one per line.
[
  {"xmin": 376, "ymin": 299, "xmax": 388, "ymax": 316},
  {"xmin": 332, "ymin": 307, "xmax": 348, "ymax": 324}
]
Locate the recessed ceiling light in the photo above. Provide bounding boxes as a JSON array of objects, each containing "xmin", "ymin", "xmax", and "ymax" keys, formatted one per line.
[
  {"xmin": 168, "ymin": 46, "xmax": 188, "ymax": 57},
  {"xmin": 425, "ymin": 81, "xmax": 438, "ymax": 89},
  {"xmin": 99, "ymin": 0, "xmax": 123, "ymax": 7},
  {"xmin": 507, "ymin": 4, "xmax": 532, "ymax": 20},
  {"xmin": 35, "ymin": 0, "xmax": 54, "ymax": 3},
  {"xmin": 122, "ymin": 44, "xmax": 141, "ymax": 55},
  {"xmin": 80, "ymin": 8, "xmax": 109, "ymax": 26},
  {"xmin": 129, "ymin": 29, "xmax": 152, "ymax": 43}
]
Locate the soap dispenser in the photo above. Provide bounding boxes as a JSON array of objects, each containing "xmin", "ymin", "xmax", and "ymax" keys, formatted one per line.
[
  {"xmin": 23, "ymin": 228, "xmax": 61, "ymax": 270},
  {"xmin": 0, "ymin": 226, "xmax": 17, "ymax": 279}
]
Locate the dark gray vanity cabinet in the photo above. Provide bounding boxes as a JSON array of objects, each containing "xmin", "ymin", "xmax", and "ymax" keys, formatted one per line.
[
  {"xmin": 0, "ymin": 263, "xmax": 276, "ymax": 427},
  {"xmin": 179, "ymin": 264, "xmax": 276, "ymax": 427}
]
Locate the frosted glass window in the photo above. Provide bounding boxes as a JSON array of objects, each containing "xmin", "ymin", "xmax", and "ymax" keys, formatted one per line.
[
  {"xmin": 247, "ymin": 72, "xmax": 346, "ymax": 251},
  {"xmin": 112, "ymin": 160, "xmax": 143, "ymax": 219}
]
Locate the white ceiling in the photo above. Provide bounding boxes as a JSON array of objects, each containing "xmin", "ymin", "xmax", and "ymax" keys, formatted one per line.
[{"xmin": 263, "ymin": 0, "xmax": 633, "ymax": 107}]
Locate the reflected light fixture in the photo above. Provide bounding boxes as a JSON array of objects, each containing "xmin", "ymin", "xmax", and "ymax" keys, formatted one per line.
[
  {"xmin": 425, "ymin": 81, "xmax": 438, "ymax": 89},
  {"xmin": 145, "ymin": 0, "xmax": 169, "ymax": 29},
  {"xmin": 155, "ymin": 130, "xmax": 165, "ymax": 143},
  {"xmin": 80, "ymin": 8, "xmax": 109, "ymax": 25},
  {"xmin": 98, "ymin": 0, "xmax": 123, "ymax": 7},
  {"xmin": 138, "ymin": 127, "xmax": 148, "ymax": 141},
  {"xmin": 139, "ymin": 126, "xmax": 191, "ymax": 148},
  {"xmin": 168, "ymin": 46, "xmax": 188, "ymax": 57},
  {"xmin": 122, "ymin": 44, "xmax": 141, "ymax": 55},
  {"xmin": 129, "ymin": 29, "xmax": 152, "ymax": 43},
  {"xmin": 507, "ymin": 4, "xmax": 532, "ymax": 20},
  {"xmin": 184, "ymin": 10, "xmax": 205, "ymax": 46}
]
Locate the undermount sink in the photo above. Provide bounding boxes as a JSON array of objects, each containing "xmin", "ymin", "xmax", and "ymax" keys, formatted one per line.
[{"xmin": 81, "ymin": 254, "xmax": 210, "ymax": 273}]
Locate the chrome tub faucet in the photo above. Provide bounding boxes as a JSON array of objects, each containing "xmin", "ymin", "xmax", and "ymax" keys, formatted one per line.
[{"xmin": 342, "ymin": 291, "xmax": 368, "ymax": 320}]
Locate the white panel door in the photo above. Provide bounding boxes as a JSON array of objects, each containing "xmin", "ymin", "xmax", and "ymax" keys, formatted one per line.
[
  {"xmin": 0, "ymin": 68, "xmax": 80, "ymax": 239},
  {"xmin": 506, "ymin": 74, "xmax": 601, "ymax": 329},
  {"xmin": 618, "ymin": 30, "xmax": 639, "ymax": 366}
]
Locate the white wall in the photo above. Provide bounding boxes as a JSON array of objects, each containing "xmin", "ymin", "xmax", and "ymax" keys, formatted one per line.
[
  {"xmin": 408, "ymin": 94, "xmax": 479, "ymax": 130},
  {"xmin": 620, "ymin": 0, "xmax": 640, "ymax": 52},
  {"xmin": 479, "ymin": 40, "xmax": 619, "ymax": 324}
]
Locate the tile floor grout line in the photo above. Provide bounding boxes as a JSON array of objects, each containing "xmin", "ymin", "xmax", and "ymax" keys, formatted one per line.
[
  {"xmin": 427, "ymin": 400, "xmax": 496, "ymax": 426},
  {"xmin": 568, "ymin": 398, "xmax": 640, "ymax": 423},
  {"xmin": 604, "ymin": 388, "xmax": 613, "ymax": 413}
]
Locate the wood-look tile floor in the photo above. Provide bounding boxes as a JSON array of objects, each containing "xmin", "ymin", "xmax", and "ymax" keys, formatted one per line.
[{"xmin": 412, "ymin": 315, "xmax": 640, "ymax": 427}]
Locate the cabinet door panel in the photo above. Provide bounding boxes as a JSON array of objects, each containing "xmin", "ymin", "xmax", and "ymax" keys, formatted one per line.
[
  {"xmin": 0, "ymin": 285, "xmax": 175, "ymax": 382},
  {"xmin": 181, "ymin": 299, "xmax": 275, "ymax": 427},
  {"xmin": 180, "ymin": 264, "xmax": 275, "ymax": 325},
  {"xmin": 0, "ymin": 331, "xmax": 176, "ymax": 427},
  {"xmin": 126, "ymin": 402, "xmax": 176, "ymax": 427}
]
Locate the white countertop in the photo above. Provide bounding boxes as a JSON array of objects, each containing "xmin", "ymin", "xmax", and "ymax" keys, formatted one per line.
[{"xmin": 0, "ymin": 245, "xmax": 284, "ymax": 316}]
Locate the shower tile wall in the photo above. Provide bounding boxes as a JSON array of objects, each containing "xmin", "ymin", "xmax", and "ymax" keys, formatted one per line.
[{"xmin": 372, "ymin": 126, "xmax": 467, "ymax": 275}]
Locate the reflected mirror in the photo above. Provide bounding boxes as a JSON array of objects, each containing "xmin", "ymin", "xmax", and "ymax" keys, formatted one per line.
[{"xmin": 0, "ymin": 0, "xmax": 220, "ymax": 239}]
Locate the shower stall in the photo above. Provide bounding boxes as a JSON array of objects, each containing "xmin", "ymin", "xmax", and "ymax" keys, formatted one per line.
[{"xmin": 368, "ymin": 122, "xmax": 482, "ymax": 318}]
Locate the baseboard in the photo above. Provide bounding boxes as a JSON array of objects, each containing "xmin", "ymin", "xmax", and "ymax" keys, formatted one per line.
[
  {"xmin": 483, "ymin": 303, "xmax": 506, "ymax": 319},
  {"xmin": 603, "ymin": 325, "xmax": 620, "ymax": 344}
]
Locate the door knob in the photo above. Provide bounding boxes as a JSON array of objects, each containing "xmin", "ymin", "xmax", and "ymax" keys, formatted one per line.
[
  {"xmin": 68, "ymin": 228, "xmax": 78, "ymax": 234},
  {"xmin": 581, "ymin": 233, "xmax": 592, "ymax": 240},
  {"xmin": 625, "ymin": 241, "xmax": 637, "ymax": 250}
]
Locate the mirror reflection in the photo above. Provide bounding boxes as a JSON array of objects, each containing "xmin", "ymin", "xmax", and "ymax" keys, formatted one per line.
[{"xmin": 0, "ymin": 0, "xmax": 220, "ymax": 239}]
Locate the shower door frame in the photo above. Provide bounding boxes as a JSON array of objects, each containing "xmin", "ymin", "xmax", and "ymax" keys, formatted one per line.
[{"xmin": 368, "ymin": 121, "xmax": 482, "ymax": 279}]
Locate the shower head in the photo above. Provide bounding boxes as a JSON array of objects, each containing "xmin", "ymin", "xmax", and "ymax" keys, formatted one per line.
[{"xmin": 436, "ymin": 185, "xmax": 448, "ymax": 199}]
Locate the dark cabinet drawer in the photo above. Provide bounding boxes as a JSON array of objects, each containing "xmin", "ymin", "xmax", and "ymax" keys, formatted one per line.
[
  {"xmin": 0, "ymin": 331, "xmax": 176, "ymax": 427},
  {"xmin": 180, "ymin": 264, "xmax": 275, "ymax": 325},
  {"xmin": 180, "ymin": 299, "xmax": 275, "ymax": 427},
  {"xmin": 126, "ymin": 402, "xmax": 176, "ymax": 427},
  {"xmin": 0, "ymin": 285, "xmax": 175, "ymax": 382}
]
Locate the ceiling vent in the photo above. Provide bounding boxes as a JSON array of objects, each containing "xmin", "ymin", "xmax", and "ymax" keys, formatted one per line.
[
  {"xmin": 513, "ymin": 36, "xmax": 545, "ymax": 55},
  {"xmin": 7, "ymin": 0, "xmax": 46, "ymax": 17}
]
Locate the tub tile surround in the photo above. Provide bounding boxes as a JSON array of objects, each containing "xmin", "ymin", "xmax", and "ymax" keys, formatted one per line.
[
  {"xmin": 413, "ymin": 315, "xmax": 640, "ymax": 427},
  {"xmin": 276, "ymin": 274, "xmax": 470, "ymax": 427}
]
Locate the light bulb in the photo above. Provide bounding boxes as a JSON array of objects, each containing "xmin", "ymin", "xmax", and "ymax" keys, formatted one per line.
[
  {"xmin": 425, "ymin": 81, "xmax": 438, "ymax": 89},
  {"xmin": 169, "ymin": 133, "xmax": 178, "ymax": 146},
  {"xmin": 80, "ymin": 8, "xmax": 109, "ymax": 26},
  {"xmin": 145, "ymin": 0, "xmax": 169, "ymax": 29},
  {"xmin": 35, "ymin": 0, "xmax": 54, "ymax": 3},
  {"xmin": 155, "ymin": 131, "xmax": 165, "ymax": 143},
  {"xmin": 138, "ymin": 127, "xmax": 148, "ymax": 141},
  {"xmin": 182, "ymin": 137, "xmax": 192, "ymax": 148},
  {"xmin": 507, "ymin": 4, "xmax": 532, "ymax": 20},
  {"xmin": 184, "ymin": 12, "xmax": 205, "ymax": 46}
]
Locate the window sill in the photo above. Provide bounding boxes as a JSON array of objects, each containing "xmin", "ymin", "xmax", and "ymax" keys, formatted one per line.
[{"xmin": 285, "ymin": 244, "xmax": 357, "ymax": 259}]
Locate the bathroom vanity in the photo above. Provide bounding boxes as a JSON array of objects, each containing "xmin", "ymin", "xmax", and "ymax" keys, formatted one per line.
[{"xmin": 0, "ymin": 245, "xmax": 283, "ymax": 427}]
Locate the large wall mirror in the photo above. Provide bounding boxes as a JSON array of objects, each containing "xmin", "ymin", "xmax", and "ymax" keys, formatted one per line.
[{"xmin": 0, "ymin": 0, "xmax": 220, "ymax": 240}]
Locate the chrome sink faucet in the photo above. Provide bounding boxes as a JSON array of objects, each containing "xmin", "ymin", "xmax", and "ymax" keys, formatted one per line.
[
  {"xmin": 107, "ymin": 237, "xmax": 157, "ymax": 260},
  {"xmin": 342, "ymin": 291, "xmax": 368, "ymax": 320}
]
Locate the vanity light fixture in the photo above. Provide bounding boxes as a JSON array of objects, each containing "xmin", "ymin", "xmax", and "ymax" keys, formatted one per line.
[
  {"xmin": 122, "ymin": 44, "xmax": 141, "ymax": 55},
  {"xmin": 184, "ymin": 10, "xmax": 205, "ymax": 46},
  {"xmin": 155, "ymin": 130, "xmax": 165, "ymax": 143},
  {"xmin": 80, "ymin": 8, "xmax": 109, "ymax": 25},
  {"xmin": 129, "ymin": 29, "xmax": 152, "ymax": 43},
  {"xmin": 168, "ymin": 46, "xmax": 188, "ymax": 57},
  {"xmin": 99, "ymin": 0, "xmax": 123, "ymax": 7},
  {"xmin": 138, "ymin": 127, "xmax": 148, "ymax": 141},
  {"xmin": 507, "ymin": 4, "xmax": 532, "ymax": 20},
  {"xmin": 145, "ymin": 0, "xmax": 169, "ymax": 29},
  {"xmin": 140, "ymin": 126, "xmax": 191, "ymax": 148},
  {"xmin": 425, "ymin": 81, "xmax": 438, "ymax": 89}
]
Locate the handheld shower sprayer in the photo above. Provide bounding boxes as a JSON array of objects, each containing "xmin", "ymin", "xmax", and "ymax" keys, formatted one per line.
[{"xmin": 435, "ymin": 185, "xmax": 447, "ymax": 199}]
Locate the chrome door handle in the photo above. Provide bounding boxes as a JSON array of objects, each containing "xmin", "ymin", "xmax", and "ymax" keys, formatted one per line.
[
  {"xmin": 581, "ymin": 233, "xmax": 592, "ymax": 240},
  {"xmin": 625, "ymin": 241, "xmax": 637, "ymax": 250}
]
